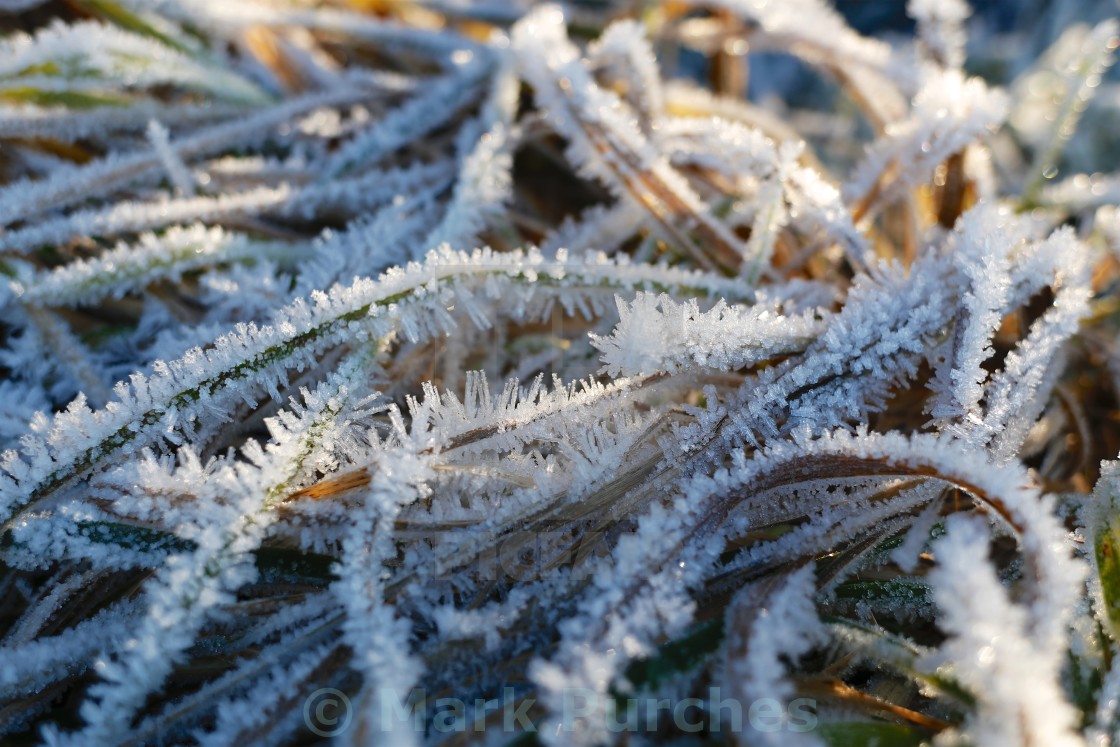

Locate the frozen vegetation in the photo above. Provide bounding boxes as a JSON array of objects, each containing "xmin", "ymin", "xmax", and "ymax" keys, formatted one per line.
[{"xmin": 0, "ymin": 0, "xmax": 1119, "ymax": 745}]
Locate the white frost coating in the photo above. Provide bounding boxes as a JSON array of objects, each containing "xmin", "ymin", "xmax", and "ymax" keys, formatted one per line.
[
  {"xmin": 908, "ymin": 0, "xmax": 971, "ymax": 69},
  {"xmin": 0, "ymin": 19, "xmax": 265, "ymax": 103},
  {"xmin": 0, "ymin": 162, "xmax": 450, "ymax": 257},
  {"xmin": 323, "ymin": 55, "xmax": 491, "ymax": 178},
  {"xmin": 1043, "ymin": 173, "xmax": 1120, "ymax": 210},
  {"xmin": 7, "ymin": 224, "xmax": 289, "ymax": 308},
  {"xmin": 591, "ymin": 292, "xmax": 824, "ymax": 377},
  {"xmin": 702, "ymin": 0, "xmax": 892, "ymax": 74},
  {"xmin": 888, "ymin": 487, "xmax": 943, "ymax": 573},
  {"xmin": 588, "ymin": 19, "xmax": 665, "ymax": 130},
  {"xmin": 423, "ymin": 52, "xmax": 519, "ymax": 251},
  {"xmin": 0, "ymin": 185, "xmax": 293, "ymax": 256},
  {"xmin": 0, "ymin": 100, "xmax": 246, "ymax": 142},
  {"xmin": 845, "ymin": 69, "xmax": 1008, "ymax": 214},
  {"xmin": 512, "ymin": 5, "xmax": 749, "ymax": 271},
  {"xmin": 334, "ymin": 442, "xmax": 429, "ymax": 747},
  {"xmin": 146, "ymin": 119, "xmax": 197, "ymax": 195},
  {"xmin": 926, "ymin": 515, "xmax": 1084, "ymax": 747},
  {"xmin": 0, "ymin": 601, "xmax": 138, "ymax": 699},
  {"xmin": 1010, "ymin": 19, "xmax": 1119, "ymax": 172},
  {"xmin": 725, "ymin": 566, "xmax": 826, "ymax": 747},
  {"xmin": 927, "ymin": 203, "xmax": 1016, "ymax": 423},
  {"xmin": 529, "ymin": 495, "xmax": 708, "ymax": 746}
]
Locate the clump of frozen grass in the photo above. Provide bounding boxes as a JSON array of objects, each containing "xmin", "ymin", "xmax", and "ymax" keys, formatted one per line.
[{"xmin": 0, "ymin": 1, "xmax": 1119, "ymax": 745}]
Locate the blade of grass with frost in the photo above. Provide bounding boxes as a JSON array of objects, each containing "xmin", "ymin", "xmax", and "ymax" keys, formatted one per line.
[
  {"xmin": 660, "ymin": 78, "xmax": 808, "ymax": 145},
  {"xmin": 683, "ymin": 428, "xmax": 1084, "ymax": 652},
  {"xmin": 481, "ymin": 435, "xmax": 712, "ymax": 729},
  {"xmin": 0, "ymin": 99, "xmax": 249, "ymax": 141},
  {"xmin": 96, "ymin": 617, "xmax": 341, "ymax": 742},
  {"xmin": 193, "ymin": 642, "xmax": 339, "ymax": 747},
  {"xmin": 661, "ymin": 115, "xmax": 780, "ymax": 177},
  {"xmin": 293, "ymin": 193, "xmax": 446, "ymax": 299},
  {"xmin": 404, "ymin": 372, "xmax": 658, "ymax": 460},
  {"xmin": 691, "ymin": 255, "xmax": 957, "ymax": 458},
  {"xmin": 422, "ymin": 52, "xmax": 518, "ymax": 251},
  {"xmin": 1081, "ymin": 462, "xmax": 1120, "ymax": 642},
  {"xmin": 722, "ymin": 566, "xmax": 826, "ymax": 747},
  {"xmin": 0, "ymin": 247, "xmax": 744, "ymax": 523},
  {"xmin": 717, "ymin": 479, "xmax": 936, "ymax": 586},
  {"xmin": 351, "ymin": 373, "xmax": 666, "ymax": 590},
  {"xmin": 888, "ymin": 486, "xmax": 945, "ymax": 572},
  {"xmin": 68, "ymin": 0, "xmax": 203, "ymax": 54},
  {"xmin": 985, "ymin": 309, "xmax": 1088, "ymax": 460},
  {"xmin": 323, "ymin": 54, "xmax": 491, "ymax": 179},
  {"xmin": 55, "ymin": 356, "xmax": 372, "ymax": 745},
  {"xmin": 0, "ymin": 185, "xmax": 295, "ymax": 256},
  {"xmin": 740, "ymin": 141, "xmax": 797, "ymax": 282},
  {"xmin": 699, "ymin": 0, "xmax": 906, "ymax": 128},
  {"xmin": 513, "ymin": 7, "xmax": 749, "ymax": 274},
  {"xmin": 0, "ymin": 384, "xmax": 49, "ymax": 449},
  {"xmin": 0, "ymin": 20, "xmax": 271, "ymax": 105},
  {"xmin": 1021, "ymin": 20, "xmax": 1119, "ymax": 205},
  {"xmin": 0, "ymin": 158, "xmax": 452, "ymax": 254},
  {"xmin": 0, "ymin": 601, "xmax": 139, "ymax": 702},
  {"xmin": 587, "ymin": 19, "xmax": 664, "ymax": 134},
  {"xmin": 146, "ymin": 119, "xmax": 195, "ymax": 194},
  {"xmin": 583, "ymin": 427, "xmax": 1082, "ymax": 739},
  {"xmin": 1041, "ymin": 173, "xmax": 1120, "ymax": 211},
  {"xmin": 663, "ymin": 116, "xmax": 873, "ymax": 271},
  {"xmin": 127, "ymin": 607, "xmax": 342, "ymax": 746},
  {"xmin": 538, "ymin": 202, "xmax": 646, "ymax": 256},
  {"xmin": 333, "ymin": 425, "xmax": 428, "ymax": 747},
  {"xmin": 1087, "ymin": 657, "xmax": 1120, "ymax": 744},
  {"xmin": 137, "ymin": 1, "xmax": 487, "ymax": 63},
  {"xmin": 784, "ymin": 163, "xmax": 876, "ymax": 272},
  {"xmin": 0, "ymin": 325, "xmax": 87, "ymax": 433},
  {"xmin": 748, "ymin": 430, "xmax": 1079, "ymax": 649},
  {"xmin": 18, "ymin": 305, "xmax": 112, "ymax": 407},
  {"xmin": 926, "ymin": 515, "xmax": 1085, "ymax": 747},
  {"xmin": 667, "ymin": 119, "xmax": 791, "ymax": 275},
  {"xmin": 0, "ymin": 84, "xmax": 134, "ymax": 109},
  {"xmin": 2, "ymin": 3, "xmax": 1115, "ymax": 742},
  {"xmin": 826, "ymin": 617, "xmax": 971, "ymax": 702},
  {"xmin": 702, "ymin": 0, "xmax": 893, "ymax": 77},
  {"xmin": 520, "ymin": 427, "xmax": 841, "ymax": 733},
  {"xmin": 908, "ymin": 0, "xmax": 970, "ymax": 70},
  {"xmin": 5, "ymin": 225, "xmax": 300, "ymax": 308},
  {"xmin": 529, "ymin": 483, "xmax": 712, "ymax": 745},
  {"xmin": 926, "ymin": 204, "xmax": 1018, "ymax": 425},
  {"xmin": 0, "ymin": 86, "xmax": 371, "ymax": 226},
  {"xmin": 845, "ymin": 69, "xmax": 1008, "ymax": 221},
  {"xmin": 591, "ymin": 291, "xmax": 824, "ymax": 378},
  {"xmin": 280, "ymin": 159, "xmax": 456, "ymax": 223}
]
